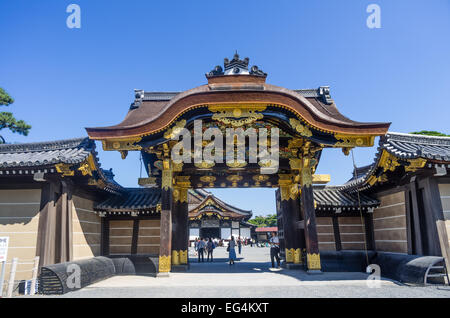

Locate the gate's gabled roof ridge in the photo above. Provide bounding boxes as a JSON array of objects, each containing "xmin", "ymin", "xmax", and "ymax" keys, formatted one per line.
[
  {"xmin": 86, "ymin": 53, "xmax": 390, "ymax": 139},
  {"xmin": 86, "ymin": 83, "xmax": 390, "ymax": 139}
]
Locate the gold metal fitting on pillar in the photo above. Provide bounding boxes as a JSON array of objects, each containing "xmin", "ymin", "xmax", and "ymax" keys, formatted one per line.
[
  {"xmin": 172, "ymin": 250, "xmax": 180, "ymax": 266},
  {"xmin": 285, "ymin": 248, "xmax": 294, "ymax": 263},
  {"xmin": 294, "ymin": 248, "xmax": 302, "ymax": 264},
  {"xmin": 174, "ymin": 176, "xmax": 191, "ymax": 203},
  {"xmin": 179, "ymin": 250, "xmax": 188, "ymax": 264},
  {"xmin": 278, "ymin": 174, "xmax": 298, "ymax": 201},
  {"xmin": 307, "ymin": 253, "xmax": 321, "ymax": 270},
  {"xmin": 162, "ymin": 159, "xmax": 173, "ymax": 190},
  {"xmin": 300, "ymin": 157, "xmax": 313, "ymax": 187},
  {"xmin": 159, "ymin": 255, "xmax": 171, "ymax": 273}
]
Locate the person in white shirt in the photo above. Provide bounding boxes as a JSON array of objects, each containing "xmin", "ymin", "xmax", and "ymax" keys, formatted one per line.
[
  {"xmin": 197, "ymin": 238, "xmax": 206, "ymax": 262},
  {"xmin": 269, "ymin": 232, "xmax": 280, "ymax": 268}
]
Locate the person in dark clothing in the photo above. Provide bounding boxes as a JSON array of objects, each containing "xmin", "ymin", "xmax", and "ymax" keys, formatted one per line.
[
  {"xmin": 206, "ymin": 238, "xmax": 214, "ymax": 262},
  {"xmin": 237, "ymin": 239, "xmax": 242, "ymax": 254}
]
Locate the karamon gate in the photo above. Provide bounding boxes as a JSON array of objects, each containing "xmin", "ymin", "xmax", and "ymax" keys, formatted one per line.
[{"xmin": 86, "ymin": 54, "xmax": 390, "ymax": 274}]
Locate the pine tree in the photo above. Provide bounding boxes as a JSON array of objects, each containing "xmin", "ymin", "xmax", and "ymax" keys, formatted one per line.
[{"xmin": 0, "ymin": 87, "xmax": 31, "ymax": 143}]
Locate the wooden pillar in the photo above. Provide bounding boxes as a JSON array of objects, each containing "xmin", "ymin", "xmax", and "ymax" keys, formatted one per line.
[
  {"xmin": 172, "ymin": 176, "xmax": 190, "ymax": 266},
  {"xmin": 131, "ymin": 219, "xmax": 139, "ymax": 255},
  {"xmin": 158, "ymin": 160, "xmax": 173, "ymax": 275},
  {"xmin": 279, "ymin": 174, "xmax": 302, "ymax": 264},
  {"xmin": 36, "ymin": 181, "xmax": 58, "ymax": 267},
  {"xmin": 179, "ymin": 192, "xmax": 189, "ymax": 265},
  {"xmin": 364, "ymin": 214, "xmax": 375, "ymax": 251},
  {"xmin": 300, "ymin": 157, "xmax": 321, "ymax": 272},
  {"xmin": 409, "ymin": 178, "xmax": 423, "ymax": 254},
  {"xmin": 332, "ymin": 215, "xmax": 342, "ymax": 251},
  {"xmin": 101, "ymin": 218, "xmax": 110, "ymax": 256},
  {"xmin": 275, "ymin": 189, "xmax": 285, "ymax": 258},
  {"xmin": 36, "ymin": 180, "xmax": 73, "ymax": 266},
  {"xmin": 55, "ymin": 181, "xmax": 73, "ymax": 263},
  {"xmin": 171, "ymin": 193, "xmax": 181, "ymax": 266}
]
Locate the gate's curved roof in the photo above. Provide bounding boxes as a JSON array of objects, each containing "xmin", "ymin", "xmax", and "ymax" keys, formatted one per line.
[{"xmin": 86, "ymin": 54, "xmax": 390, "ymax": 139}]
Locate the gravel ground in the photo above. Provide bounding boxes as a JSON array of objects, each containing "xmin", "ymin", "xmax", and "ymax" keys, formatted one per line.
[{"xmin": 34, "ymin": 247, "xmax": 450, "ymax": 298}]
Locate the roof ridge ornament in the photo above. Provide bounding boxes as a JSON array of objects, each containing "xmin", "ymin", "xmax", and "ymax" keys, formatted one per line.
[
  {"xmin": 130, "ymin": 89, "xmax": 144, "ymax": 110},
  {"xmin": 318, "ymin": 86, "xmax": 333, "ymax": 105},
  {"xmin": 206, "ymin": 52, "xmax": 267, "ymax": 78}
]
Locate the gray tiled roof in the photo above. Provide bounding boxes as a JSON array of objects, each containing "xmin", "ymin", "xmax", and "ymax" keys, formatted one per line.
[
  {"xmin": 382, "ymin": 132, "xmax": 450, "ymax": 161},
  {"xmin": 143, "ymin": 92, "xmax": 180, "ymax": 101},
  {"xmin": 342, "ymin": 132, "xmax": 450, "ymax": 191},
  {"xmin": 0, "ymin": 138, "xmax": 94, "ymax": 168},
  {"xmin": 189, "ymin": 191, "xmax": 252, "ymax": 216},
  {"xmin": 141, "ymin": 88, "xmax": 328, "ymax": 102},
  {"xmin": 314, "ymin": 186, "xmax": 379, "ymax": 208},
  {"xmin": 95, "ymin": 188, "xmax": 161, "ymax": 212}
]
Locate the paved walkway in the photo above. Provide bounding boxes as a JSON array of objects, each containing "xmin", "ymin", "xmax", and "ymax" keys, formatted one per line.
[{"xmin": 39, "ymin": 247, "xmax": 450, "ymax": 298}]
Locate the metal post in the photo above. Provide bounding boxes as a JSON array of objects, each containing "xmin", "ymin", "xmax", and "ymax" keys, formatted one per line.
[
  {"xmin": 0, "ymin": 261, "xmax": 6, "ymax": 297},
  {"xmin": 30, "ymin": 256, "xmax": 40, "ymax": 295},
  {"xmin": 6, "ymin": 257, "xmax": 18, "ymax": 298}
]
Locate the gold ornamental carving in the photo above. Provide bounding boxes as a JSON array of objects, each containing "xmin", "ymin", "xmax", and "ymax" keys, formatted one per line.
[
  {"xmin": 289, "ymin": 118, "xmax": 312, "ymax": 137},
  {"xmin": 200, "ymin": 175, "xmax": 216, "ymax": 187},
  {"xmin": 379, "ymin": 151, "xmax": 400, "ymax": 173},
  {"xmin": 405, "ymin": 158, "xmax": 427, "ymax": 172},
  {"xmin": 195, "ymin": 161, "xmax": 215, "ymax": 169},
  {"xmin": 253, "ymin": 174, "xmax": 269, "ymax": 186},
  {"xmin": 173, "ymin": 186, "xmax": 188, "ymax": 203},
  {"xmin": 227, "ymin": 175, "xmax": 243, "ymax": 187},
  {"xmin": 208, "ymin": 104, "xmax": 266, "ymax": 127},
  {"xmin": 164, "ymin": 120, "xmax": 186, "ymax": 140},
  {"xmin": 78, "ymin": 155, "xmax": 96, "ymax": 176},
  {"xmin": 102, "ymin": 137, "xmax": 142, "ymax": 151},
  {"xmin": 55, "ymin": 163, "xmax": 74, "ymax": 177},
  {"xmin": 172, "ymin": 161, "xmax": 184, "ymax": 172},
  {"xmin": 307, "ymin": 253, "xmax": 321, "ymax": 270},
  {"xmin": 158, "ymin": 255, "xmax": 171, "ymax": 273},
  {"xmin": 279, "ymin": 174, "xmax": 298, "ymax": 201},
  {"xmin": 289, "ymin": 158, "xmax": 302, "ymax": 171},
  {"xmin": 226, "ymin": 160, "xmax": 247, "ymax": 168},
  {"xmin": 334, "ymin": 134, "xmax": 375, "ymax": 148}
]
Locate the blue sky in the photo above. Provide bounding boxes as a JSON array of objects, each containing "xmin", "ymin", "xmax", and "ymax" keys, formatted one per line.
[{"xmin": 1, "ymin": 1, "xmax": 449, "ymax": 216}]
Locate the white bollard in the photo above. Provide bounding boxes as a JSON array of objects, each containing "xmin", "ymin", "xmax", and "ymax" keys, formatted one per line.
[
  {"xmin": 6, "ymin": 257, "xmax": 18, "ymax": 298},
  {"xmin": 30, "ymin": 256, "xmax": 39, "ymax": 295}
]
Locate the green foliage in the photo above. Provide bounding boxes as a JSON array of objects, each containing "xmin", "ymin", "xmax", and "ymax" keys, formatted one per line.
[
  {"xmin": 0, "ymin": 88, "xmax": 31, "ymax": 143},
  {"xmin": 248, "ymin": 214, "xmax": 277, "ymax": 227},
  {"xmin": 0, "ymin": 88, "xmax": 14, "ymax": 106},
  {"xmin": 410, "ymin": 130, "xmax": 449, "ymax": 137}
]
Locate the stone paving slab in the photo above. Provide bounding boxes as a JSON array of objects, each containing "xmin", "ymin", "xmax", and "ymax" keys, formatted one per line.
[{"xmin": 34, "ymin": 247, "xmax": 450, "ymax": 298}]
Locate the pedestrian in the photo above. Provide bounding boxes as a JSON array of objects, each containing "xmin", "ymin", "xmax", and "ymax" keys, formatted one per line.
[
  {"xmin": 228, "ymin": 236, "xmax": 237, "ymax": 265},
  {"xmin": 198, "ymin": 237, "xmax": 205, "ymax": 262},
  {"xmin": 250, "ymin": 239, "xmax": 253, "ymax": 247},
  {"xmin": 194, "ymin": 237, "xmax": 199, "ymax": 256},
  {"xmin": 206, "ymin": 238, "xmax": 214, "ymax": 262},
  {"xmin": 269, "ymin": 232, "xmax": 280, "ymax": 268},
  {"xmin": 237, "ymin": 238, "xmax": 242, "ymax": 255}
]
